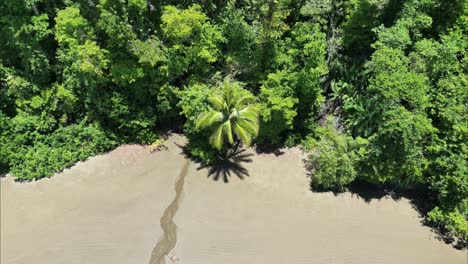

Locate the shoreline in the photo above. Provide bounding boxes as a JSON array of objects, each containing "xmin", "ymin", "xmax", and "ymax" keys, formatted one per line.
[{"xmin": 1, "ymin": 135, "xmax": 466, "ymax": 264}]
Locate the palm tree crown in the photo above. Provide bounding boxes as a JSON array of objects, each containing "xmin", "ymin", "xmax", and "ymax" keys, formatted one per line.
[{"xmin": 196, "ymin": 81, "xmax": 260, "ymax": 150}]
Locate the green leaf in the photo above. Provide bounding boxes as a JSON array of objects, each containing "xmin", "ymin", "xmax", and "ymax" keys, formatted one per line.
[{"xmin": 209, "ymin": 125, "xmax": 224, "ymax": 150}]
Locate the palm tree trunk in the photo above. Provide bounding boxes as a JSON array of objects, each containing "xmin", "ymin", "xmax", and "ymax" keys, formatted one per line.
[{"xmin": 232, "ymin": 139, "xmax": 241, "ymax": 153}]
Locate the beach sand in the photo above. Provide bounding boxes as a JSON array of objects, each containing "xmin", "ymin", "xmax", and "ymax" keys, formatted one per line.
[{"xmin": 1, "ymin": 135, "xmax": 466, "ymax": 264}]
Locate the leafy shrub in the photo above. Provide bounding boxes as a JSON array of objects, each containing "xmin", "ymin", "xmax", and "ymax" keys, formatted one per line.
[
  {"xmin": 177, "ymin": 83, "xmax": 217, "ymax": 164},
  {"xmin": 426, "ymin": 151, "xmax": 468, "ymax": 242},
  {"xmin": 362, "ymin": 106, "xmax": 436, "ymax": 185},
  {"xmin": 258, "ymin": 70, "xmax": 298, "ymax": 145},
  {"xmin": 1, "ymin": 113, "xmax": 46, "ymax": 174},
  {"xmin": 185, "ymin": 135, "xmax": 217, "ymax": 165},
  {"xmin": 427, "ymin": 205, "xmax": 467, "ymax": 241},
  {"xmin": 7, "ymin": 123, "xmax": 116, "ymax": 181},
  {"xmin": 0, "ymin": 112, "xmax": 12, "ymax": 173},
  {"xmin": 304, "ymin": 117, "xmax": 366, "ymax": 191},
  {"xmin": 284, "ymin": 133, "xmax": 302, "ymax": 148}
]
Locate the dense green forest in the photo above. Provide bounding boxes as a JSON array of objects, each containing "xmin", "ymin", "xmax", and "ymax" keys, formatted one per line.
[{"xmin": 0, "ymin": 0, "xmax": 466, "ymax": 243}]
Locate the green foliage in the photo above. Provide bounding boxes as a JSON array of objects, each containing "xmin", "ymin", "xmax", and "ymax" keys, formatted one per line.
[
  {"xmin": 96, "ymin": 0, "xmax": 138, "ymax": 48},
  {"xmin": 219, "ymin": 6, "xmax": 260, "ymax": 83},
  {"xmin": 161, "ymin": 4, "xmax": 225, "ymax": 78},
  {"xmin": 131, "ymin": 37, "xmax": 166, "ymax": 67},
  {"xmin": 178, "ymin": 83, "xmax": 212, "ymax": 133},
  {"xmin": 184, "ymin": 136, "xmax": 218, "ymax": 165},
  {"xmin": 304, "ymin": 117, "xmax": 366, "ymax": 191},
  {"xmin": 0, "ymin": 0, "xmax": 466, "ymax": 244},
  {"xmin": 256, "ymin": 21, "xmax": 328, "ymax": 145},
  {"xmin": 0, "ymin": 7, "xmax": 53, "ymax": 85},
  {"xmin": 258, "ymin": 70, "xmax": 298, "ymax": 145},
  {"xmin": 0, "ymin": 112, "xmax": 13, "ymax": 172},
  {"xmin": 341, "ymin": 0, "xmax": 385, "ymax": 57},
  {"xmin": 55, "ymin": 6, "xmax": 94, "ymax": 47},
  {"xmin": 289, "ymin": 22, "xmax": 328, "ymax": 130},
  {"xmin": 162, "ymin": 5, "xmax": 209, "ymax": 40},
  {"xmin": 343, "ymin": 14, "xmax": 436, "ymax": 186},
  {"xmin": 414, "ymin": 26, "xmax": 468, "ymax": 241},
  {"xmin": 104, "ymin": 92, "xmax": 159, "ymax": 143},
  {"xmin": 2, "ymin": 118, "xmax": 116, "ymax": 180},
  {"xmin": 195, "ymin": 79, "xmax": 259, "ymax": 150},
  {"xmin": 55, "ymin": 6, "xmax": 109, "ymax": 113},
  {"xmin": 427, "ymin": 205, "xmax": 467, "ymax": 240},
  {"xmin": 177, "ymin": 83, "xmax": 216, "ymax": 164},
  {"xmin": 363, "ymin": 107, "xmax": 436, "ymax": 185},
  {"xmin": 338, "ymin": 0, "xmax": 468, "ymax": 241},
  {"xmin": 366, "ymin": 46, "xmax": 430, "ymax": 111}
]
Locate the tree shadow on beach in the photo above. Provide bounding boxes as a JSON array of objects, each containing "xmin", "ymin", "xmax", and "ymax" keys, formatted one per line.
[
  {"xmin": 313, "ymin": 179, "xmax": 467, "ymax": 249},
  {"xmin": 173, "ymin": 142, "xmax": 253, "ymax": 183},
  {"xmin": 255, "ymin": 144, "xmax": 285, "ymax": 157},
  {"xmin": 197, "ymin": 148, "xmax": 253, "ymax": 183},
  {"xmin": 350, "ymin": 181, "xmax": 467, "ymax": 249},
  {"xmin": 346, "ymin": 180, "xmax": 434, "ymax": 216}
]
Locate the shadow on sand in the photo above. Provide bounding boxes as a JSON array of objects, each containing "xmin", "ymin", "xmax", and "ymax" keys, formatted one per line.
[
  {"xmin": 255, "ymin": 144, "xmax": 285, "ymax": 157},
  {"xmin": 350, "ymin": 180, "xmax": 467, "ymax": 249},
  {"xmin": 311, "ymin": 179, "xmax": 467, "ymax": 249},
  {"xmin": 346, "ymin": 180, "xmax": 433, "ymax": 213},
  {"xmin": 197, "ymin": 148, "xmax": 253, "ymax": 183},
  {"xmin": 173, "ymin": 142, "xmax": 253, "ymax": 183}
]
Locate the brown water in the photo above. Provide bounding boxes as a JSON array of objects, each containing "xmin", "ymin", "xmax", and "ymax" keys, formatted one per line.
[
  {"xmin": 149, "ymin": 159, "xmax": 190, "ymax": 264},
  {"xmin": 1, "ymin": 135, "xmax": 466, "ymax": 264}
]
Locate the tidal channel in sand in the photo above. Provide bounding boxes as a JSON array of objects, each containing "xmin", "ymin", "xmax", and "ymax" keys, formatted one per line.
[{"xmin": 1, "ymin": 135, "xmax": 466, "ymax": 264}]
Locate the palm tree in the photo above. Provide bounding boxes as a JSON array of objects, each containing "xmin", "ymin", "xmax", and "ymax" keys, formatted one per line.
[{"xmin": 196, "ymin": 81, "xmax": 260, "ymax": 151}]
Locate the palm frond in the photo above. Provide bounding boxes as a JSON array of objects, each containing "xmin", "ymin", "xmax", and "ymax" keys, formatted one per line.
[
  {"xmin": 222, "ymin": 121, "xmax": 234, "ymax": 144},
  {"xmin": 197, "ymin": 80, "xmax": 260, "ymax": 151},
  {"xmin": 237, "ymin": 119, "xmax": 259, "ymax": 137},
  {"xmin": 209, "ymin": 125, "xmax": 224, "ymax": 150},
  {"xmin": 234, "ymin": 94, "xmax": 256, "ymax": 109},
  {"xmin": 239, "ymin": 104, "xmax": 259, "ymax": 122},
  {"xmin": 234, "ymin": 122, "xmax": 252, "ymax": 146},
  {"xmin": 209, "ymin": 95, "xmax": 226, "ymax": 111},
  {"xmin": 196, "ymin": 109, "xmax": 223, "ymax": 130}
]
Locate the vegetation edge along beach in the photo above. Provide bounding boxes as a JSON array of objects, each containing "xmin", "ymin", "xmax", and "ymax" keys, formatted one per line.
[{"xmin": 1, "ymin": 0, "xmax": 466, "ymax": 247}]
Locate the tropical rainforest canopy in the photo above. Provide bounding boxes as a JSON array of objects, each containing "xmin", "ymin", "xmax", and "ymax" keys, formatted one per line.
[{"xmin": 0, "ymin": 0, "xmax": 466, "ymax": 243}]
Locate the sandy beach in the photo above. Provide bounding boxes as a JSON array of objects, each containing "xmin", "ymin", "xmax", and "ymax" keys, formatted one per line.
[{"xmin": 1, "ymin": 135, "xmax": 466, "ymax": 264}]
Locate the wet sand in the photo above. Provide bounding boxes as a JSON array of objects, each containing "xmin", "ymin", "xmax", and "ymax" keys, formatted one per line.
[{"xmin": 1, "ymin": 135, "xmax": 466, "ymax": 264}]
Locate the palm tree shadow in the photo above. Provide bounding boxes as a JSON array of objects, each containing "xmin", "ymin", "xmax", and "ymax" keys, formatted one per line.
[{"xmin": 197, "ymin": 148, "xmax": 253, "ymax": 183}]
